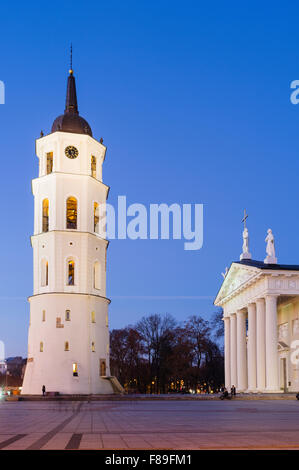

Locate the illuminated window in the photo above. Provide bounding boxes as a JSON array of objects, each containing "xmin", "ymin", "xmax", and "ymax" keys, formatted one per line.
[
  {"xmin": 64, "ymin": 341, "xmax": 69, "ymax": 351},
  {"xmin": 40, "ymin": 342, "xmax": 43, "ymax": 352},
  {"xmin": 91, "ymin": 341, "xmax": 95, "ymax": 352},
  {"xmin": 65, "ymin": 310, "xmax": 71, "ymax": 321},
  {"xmin": 100, "ymin": 359, "xmax": 106, "ymax": 377},
  {"xmin": 66, "ymin": 197, "xmax": 77, "ymax": 229},
  {"xmin": 46, "ymin": 152, "xmax": 53, "ymax": 175},
  {"xmin": 67, "ymin": 260, "xmax": 75, "ymax": 286},
  {"xmin": 73, "ymin": 363, "xmax": 78, "ymax": 377},
  {"xmin": 91, "ymin": 155, "xmax": 96, "ymax": 178},
  {"xmin": 42, "ymin": 310, "xmax": 46, "ymax": 322},
  {"xmin": 105, "ymin": 314, "xmax": 108, "ymax": 327},
  {"xmin": 94, "ymin": 202, "xmax": 99, "ymax": 233},
  {"xmin": 41, "ymin": 259, "xmax": 48, "ymax": 287},
  {"xmin": 91, "ymin": 311, "xmax": 96, "ymax": 323},
  {"xmin": 94, "ymin": 262, "xmax": 101, "ymax": 290},
  {"xmin": 42, "ymin": 199, "xmax": 49, "ymax": 232}
]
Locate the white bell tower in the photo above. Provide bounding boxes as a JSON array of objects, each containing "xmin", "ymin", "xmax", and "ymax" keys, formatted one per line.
[{"xmin": 22, "ymin": 66, "xmax": 115, "ymax": 395}]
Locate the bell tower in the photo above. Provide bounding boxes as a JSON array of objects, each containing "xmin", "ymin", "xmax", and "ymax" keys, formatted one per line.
[{"xmin": 21, "ymin": 65, "xmax": 115, "ymax": 395}]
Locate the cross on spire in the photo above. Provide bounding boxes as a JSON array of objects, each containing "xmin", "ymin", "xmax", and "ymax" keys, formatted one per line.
[{"xmin": 242, "ymin": 209, "xmax": 248, "ymax": 230}]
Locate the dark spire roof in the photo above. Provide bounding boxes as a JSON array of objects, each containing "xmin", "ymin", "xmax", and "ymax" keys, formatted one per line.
[
  {"xmin": 64, "ymin": 71, "xmax": 78, "ymax": 115},
  {"xmin": 51, "ymin": 65, "xmax": 92, "ymax": 137}
]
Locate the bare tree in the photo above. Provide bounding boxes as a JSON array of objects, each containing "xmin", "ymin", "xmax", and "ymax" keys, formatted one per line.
[
  {"xmin": 110, "ymin": 313, "xmax": 224, "ymax": 394},
  {"xmin": 136, "ymin": 314, "xmax": 176, "ymax": 393},
  {"xmin": 211, "ymin": 308, "xmax": 224, "ymax": 339},
  {"xmin": 184, "ymin": 315, "xmax": 210, "ymax": 369}
]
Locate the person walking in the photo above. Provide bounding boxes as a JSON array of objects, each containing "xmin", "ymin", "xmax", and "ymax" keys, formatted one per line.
[{"xmin": 42, "ymin": 385, "xmax": 46, "ymax": 397}]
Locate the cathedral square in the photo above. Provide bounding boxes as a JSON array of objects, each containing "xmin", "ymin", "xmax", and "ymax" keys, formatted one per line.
[{"xmin": 2, "ymin": 0, "xmax": 299, "ymax": 459}]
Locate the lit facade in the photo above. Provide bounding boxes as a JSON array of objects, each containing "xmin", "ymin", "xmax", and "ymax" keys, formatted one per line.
[{"xmin": 215, "ymin": 259, "xmax": 299, "ymax": 393}]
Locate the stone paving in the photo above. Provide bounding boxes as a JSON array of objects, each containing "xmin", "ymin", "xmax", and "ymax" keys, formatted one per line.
[{"xmin": 1, "ymin": 399, "xmax": 299, "ymax": 449}]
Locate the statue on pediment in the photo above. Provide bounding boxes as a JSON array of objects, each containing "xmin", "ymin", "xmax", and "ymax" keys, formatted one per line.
[
  {"xmin": 240, "ymin": 227, "xmax": 252, "ymax": 260},
  {"xmin": 264, "ymin": 228, "xmax": 277, "ymax": 264},
  {"xmin": 265, "ymin": 229, "xmax": 275, "ymax": 257},
  {"xmin": 243, "ymin": 227, "xmax": 249, "ymax": 253}
]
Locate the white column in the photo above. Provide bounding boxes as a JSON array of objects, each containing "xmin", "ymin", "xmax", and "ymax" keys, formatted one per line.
[
  {"xmin": 224, "ymin": 317, "xmax": 231, "ymax": 389},
  {"xmin": 247, "ymin": 303, "xmax": 257, "ymax": 391},
  {"xmin": 265, "ymin": 295, "xmax": 279, "ymax": 391},
  {"xmin": 237, "ymin": 309, "xmax": 247, "ymax": 391},
  {"xmin": 256, "ymin": 298, "xmax": 266, "ymax": 391},
  {"xmin": 230, "ymin": 314, "xmax": 237, "ymax": 389}
]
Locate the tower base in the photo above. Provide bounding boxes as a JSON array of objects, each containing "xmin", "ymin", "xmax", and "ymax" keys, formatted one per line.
[{"xmin": 21, "ymin": 293, "xmax": 118, "ymax": 395}]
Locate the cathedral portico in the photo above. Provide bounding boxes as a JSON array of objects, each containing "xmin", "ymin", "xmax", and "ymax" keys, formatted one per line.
[{"xmin": 215, "ymin": 225, "xmax": 299, "ymax": 393}]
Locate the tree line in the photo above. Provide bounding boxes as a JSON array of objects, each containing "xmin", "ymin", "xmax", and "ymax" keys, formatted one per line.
[{"xmin": 110, "ymin": 310, "xmax": 224, "ymax": 394}]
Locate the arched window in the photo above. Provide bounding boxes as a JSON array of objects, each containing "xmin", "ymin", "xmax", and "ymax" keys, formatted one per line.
[
  {"xmin": 64, "ymin": 341, "xmax": 69, "ymax": 351},
  {"xmin": 46, "ymin": 152, "xmax": 53, "ymax": 175},
  {"xmin": 91, "ymin": 311, "xmax": 96, "ymax": 323},
  {"xmin": 94, "ymin": 202, "xmax": 99, "ymax": 233},
  {"xmin": 42, "ymin": 310, "xmax": 46, "ymax": 322},
  {"xmin": 40, "ymin": 342, "xmax": 44, "ymax": 352},
  {"xmin": 42, "ymin": 199, "xmax": 49, "ymax": 232},
  {"xmin": 91, "ymin": 155, "xmax": 96, "ymax": 178},
  {"xmin": 91, "ymin": 341, "xmax": 95, "ymax": 352},
  {"xmin": 67, "ymin": 260, "xmax": 75, "ymax": 286},
  {"xmin": 66, "ymin": 197, "xmax": 77, "ymax": 229},
  {"xmin": 73, "ymin": 363, "xmax": 78, "ymax": 377},
  {"xmin": 100, "ymin": 359, "xmax": 106, "ymax": 377},
  {"xmin": 65, "ymin": 310, "xmax": 71, "ymax": 321},
  {"xmin": 94, "ymin": 262, "xmax": 101, "ymax": 290},
  {"xmin": 41, "ymin": 259, "xmax": 48, "ymax": 287}
]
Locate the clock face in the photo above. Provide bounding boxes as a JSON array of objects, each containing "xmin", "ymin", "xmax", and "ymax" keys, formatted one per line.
[{"xmin": 65, "ymin": 146, "xmax": 79, "ymax": 159}]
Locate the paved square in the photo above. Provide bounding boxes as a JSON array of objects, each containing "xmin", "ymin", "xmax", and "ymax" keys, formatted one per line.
[{"xmin": 1, "ymin": 399, "xmax": 299, "ymax": 450}]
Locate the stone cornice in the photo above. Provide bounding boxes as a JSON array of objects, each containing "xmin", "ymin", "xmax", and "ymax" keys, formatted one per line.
[{"xmin": 216, "ymin": 264, "xmax": 299, "ymax": 313}]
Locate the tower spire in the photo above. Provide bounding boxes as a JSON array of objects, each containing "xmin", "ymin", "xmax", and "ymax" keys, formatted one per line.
[
  {"xmin": 65, "ymin": 44, "xmax": 78, "ymax": 115},
  {"xmin": 70, "ymin": 43, "xmax": 73, "ymax": 74},
  {"xmin": 51, "ymin": 46, "xmax": 92, "ymax": 136}
]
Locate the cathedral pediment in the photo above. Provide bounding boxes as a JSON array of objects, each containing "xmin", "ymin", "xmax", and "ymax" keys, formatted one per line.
[{"xmin": 215, "ymin": 262, "xmax": 260, "ymax": 304}]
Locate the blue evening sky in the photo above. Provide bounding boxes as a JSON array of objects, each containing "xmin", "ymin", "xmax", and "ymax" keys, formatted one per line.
[{"xmin": 1, "ymin": 1, "xmax": 299, "ymax": 356}]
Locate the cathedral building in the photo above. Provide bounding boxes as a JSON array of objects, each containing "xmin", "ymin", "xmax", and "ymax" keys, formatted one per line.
[
  {"xmin": 215, "ymin": 225, "xmax": 299, "ymax": 393},
  {"xmin": 21, "ymin": 65, "xmax": 120, "ymax": 395}
]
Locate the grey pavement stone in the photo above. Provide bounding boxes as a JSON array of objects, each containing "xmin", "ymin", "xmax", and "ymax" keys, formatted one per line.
[{"xmin": 0, "ymin": 400, "xmax": 299, "ymax": 449}]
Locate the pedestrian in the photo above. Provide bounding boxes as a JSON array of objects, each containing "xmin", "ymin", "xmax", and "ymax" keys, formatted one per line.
[
  {"xmin": 42, "ymin": 385, "xmax": 46, "ymax": 397},
  {"xmin": 231, "ymin": 385, "xmax": 236, "ymax": 396}
]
